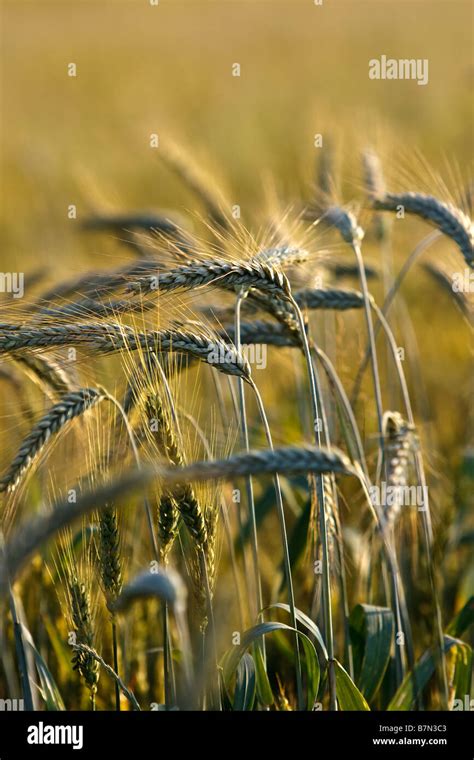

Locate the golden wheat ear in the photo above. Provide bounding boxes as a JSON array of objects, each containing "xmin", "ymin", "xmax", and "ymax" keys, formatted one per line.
[{"xmin": 0, "ymin": 388, "xmax": 106, "ymax": 494}]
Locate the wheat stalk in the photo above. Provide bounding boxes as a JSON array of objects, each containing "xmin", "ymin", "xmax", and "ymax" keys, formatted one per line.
[
  {"xmin": 96, "ymin": 499, "xmax": 123, "ymax": 711},
  {"xmin": 422, "ymin": 262, "xmax": 473, "ymax": 320},
  {"xmin": 32, "ymin": 277, "xmax": 364, "ymax": 327},
  {"xmin": 96, "ymin": 500, "xmax": 123, "ymax": 711},
  {"xmin": 243, "ymin": 286, "xmax": 366, "ymax": 333},
  {"xmin": 243, "ymin": 290, "xmax": 299, "ymax": 331},
  {"xmin": 111, "ymin": 566, "xmax": 194, "ymax": 699},
  {"xmin": 317, "ymin": 205, "xmax": 385, "ymax": 437}
]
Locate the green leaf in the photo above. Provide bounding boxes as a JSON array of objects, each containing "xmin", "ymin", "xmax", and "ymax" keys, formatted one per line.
[
  {"xmin": 234, "ymin": 485, "xmax": 275, "ymax": 553},
  {"xmin": 265, "ymin": 603, "xmax": 328, "ymax": 664},
  {"xmin": 233, "ymin": 653, "xmax": 256, "ymax": 710},
  {"xmin": 43, "ymin": 615, "xmax": 73, "ymax": 678},
  {"xmin": 223, "ymin": 622, "xmax": 289, "ymax": 674},
  {"xmin": 285, "ymin": 499, "xmax": 312, "ymax": 572},
  {"xmin": 21, "ymin": 624, "xmax": 65, "ymax": 711},
  {"xmin": 222, "ymin": 621, "xmax": 320, "ymax": 710},
  {"xmin": 236, "ymin": 477, "xmax": 303, "ymax": 555},
  {"xmin": 388, "ymin": 635, "xmax": 468, "ymax": 711},
  {"xmin": 451, "ymin": 641, "xmax": 473, "ymax": 702},
  {"xmin": 349, "ymin": 604, "xmax": 394, "ymax": 702},
  {"xmin": 253, "ymin": 644, "xmax": 274, "ymax": 706},
  {"xmin": 9, "ymin": 592, "xmax": 35, "ymax": 710},
  {"xmin": 334, "ymin": 659, "xmax": 370, "ymax": 710},
  {"xmin": 72, "ymin": 524, "xmax": 97, "ymax": 552},
  {"xmin": 336, "ymin": 403, "xmax": 362, "ymax": 464},
  {"xmin": 446, "ymin": 596, "xmax": 474, "ymax": 638},
  {"xmin": 301, "ymin": 635, "xmax": 320, "ymax": 709}
]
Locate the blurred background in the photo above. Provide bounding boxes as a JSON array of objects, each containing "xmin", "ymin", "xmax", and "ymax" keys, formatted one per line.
[{"xmin": 2, "ymin": 0, "xmax": 472, "ymax": 249}]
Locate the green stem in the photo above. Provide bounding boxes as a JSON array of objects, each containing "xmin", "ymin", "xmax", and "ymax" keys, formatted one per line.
[
  {"xmin": 351, "ymin": 242, "xmax": 384, "ymax": 439},
  {"xmin": 351, "ymin": 231, "xmax": 440, "ymax": 407},
  {"xmin": 111, "ymin": 619, "xmax": 121, "ymax": 711},
  {"xmin": 234, "ymin": 292, "xmax": 266, "ymax": 658},
  {"xmin": 162, "ymin": 602, "xmax": 176, "ymax": 709},
  {"xmin": 249, "ymin": 379, "xmax": 304, "ymax": 711},
  {"xmin": 371, "ymin": 302, "xmax": 449, "ymax": 708},
  {"xmin": 199, "ymin": 549, "xmax": 222, "ymax": 710},
  {"xmin": 8, "ymin": 587, "xmax": 34, "ymax": 710},
  {"xmin": 289, "ymin": 299, "xmax": 337, "ymax": 711}
]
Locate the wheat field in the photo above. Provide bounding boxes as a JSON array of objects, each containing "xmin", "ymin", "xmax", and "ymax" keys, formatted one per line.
[{"xmin": 0, "ymin": 0, "xmax": 473, "ymax": 715}]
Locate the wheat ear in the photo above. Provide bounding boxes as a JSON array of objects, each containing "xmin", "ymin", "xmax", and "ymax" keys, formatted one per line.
[
  {"xmin": 373, "ymin": 192, "xmax": 473, "ymax": 268},
  {"xmin": 253, "ymin": 245, "xmax": 309, "ymax": 267},
  {"xmin": 96, "ymin": 502, "xmax": 123, "ymax": 711},
  {"xmin": 0, "ymin": 470, "xmax": 151, "ymax": 591},
  {"xmin": 0, "ymin": 444, "xmax": 352, "ymax": 590},
  {"xmin": 224, "ymin": 320, "xmax": 300, "ymax": 348},
  {"xmin": 71, "ymin": 642, "xmax": 140, "ymax": 710},
  {"xmin": 13, "ymin": 354, "xmax": 73, "ymax": 396},
  {"xmin": 0, "ymin": 388, "xmax": 105, "ymax": 493},
  {"xmin": 323, "ymin": 205, "xmax": 364, "ymax": 244},
  {"xmin": 160, "ymin": 444, "xmax": 354, "ymax": 482},
  {"xmin": 0, "ymin": 324, "xmax": 251, "ymax": 380},
  {"xmin": 158, "ymin": 140, "xmax": 230, "ymax": 230},
  {"xmin": 126, "ymin": 259, "xmax": 292, "ymax": 299},
  {"xmin": 145, "ymin": 393, "xmax": 206, "ymax": 551},
  {"xmin": 98, "ymin": 504, "xmax": 123, "ymax": 603},
  {"xmin": 68, "ymin": 575, "xmax": 100, "ymax": 706},
  {"xmin": 382, "ymin": 412, "xmax": 413, "ymax": 527},
  {"xmin": 362, "ymin": 150, "xmax": 391, "ymax": 240}
]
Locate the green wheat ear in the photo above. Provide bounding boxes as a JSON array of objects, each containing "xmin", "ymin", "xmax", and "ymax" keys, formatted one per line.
[
  {"xmin": 98, "ymin": 504, "xmax": 123, "ymax": 604},
  {"xmin": 146, "ymin": 393, "xmax": 208, "ymax": 552},
  {"xmin": 68, "ymin": 576, "xmax": 100, "ymax": 705}
]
